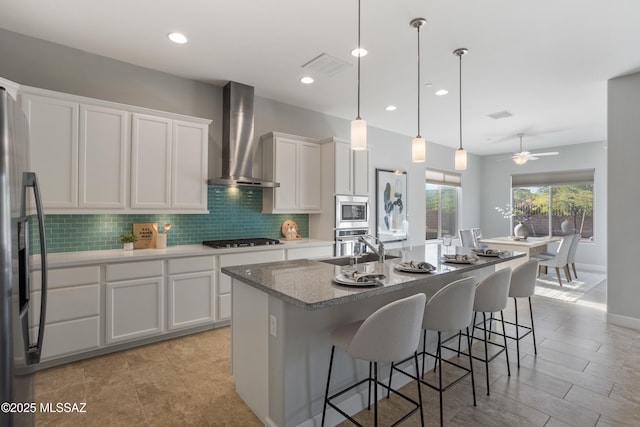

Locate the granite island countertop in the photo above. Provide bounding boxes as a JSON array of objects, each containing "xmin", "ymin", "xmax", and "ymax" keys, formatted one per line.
[{"xmin": 222, "ymin": 245, "xmax": 525, "ymax": 310}]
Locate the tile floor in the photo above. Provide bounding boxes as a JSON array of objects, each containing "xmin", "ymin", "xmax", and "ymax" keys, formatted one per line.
[{"xmin": 35, "ymin": 276, "xmax": 640, "ymax": 426}]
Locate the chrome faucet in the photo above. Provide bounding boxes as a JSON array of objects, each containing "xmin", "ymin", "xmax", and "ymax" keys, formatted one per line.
[{"xmin": 358, "ymin": 235, "xmax": 385, "ymax": 263}]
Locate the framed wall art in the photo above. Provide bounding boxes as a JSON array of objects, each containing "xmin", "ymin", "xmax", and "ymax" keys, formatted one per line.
[{"xmin": 375, "ymin": 168, "xmax": 408, "ymax": 243}]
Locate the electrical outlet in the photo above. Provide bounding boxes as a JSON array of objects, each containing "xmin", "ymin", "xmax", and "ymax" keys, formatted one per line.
[{"xmin": 270, "ymin": 315, "xmax": 277, "ymax": 337}]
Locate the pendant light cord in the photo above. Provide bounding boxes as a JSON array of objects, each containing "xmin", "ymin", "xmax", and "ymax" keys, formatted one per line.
[
  {"xmin": 416, "ymin": 25, "xmax": 421, "ymax": 138},
  {"xmin": 356, "ymin": 0, "xmax": 361, "ymax": 120},
  {"xmin": 458, "ymin": 52, "xmax": 463, "ymax": 150}
]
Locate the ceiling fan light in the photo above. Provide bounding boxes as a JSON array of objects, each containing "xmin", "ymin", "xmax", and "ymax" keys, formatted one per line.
[
  {"xmin": 513, "ymin": 155, "xmax": 528, "ymax": 165},
  {"xmin": 351, "ymin": 118, "xmax": 367, "ymax": 150},
  {"xmin": 412, "ymin": 136, "xmax": 426, "ymax": 163},
  {"xmin": 455, "ymin": 148, "xmax": 467, "ymax": 170}
]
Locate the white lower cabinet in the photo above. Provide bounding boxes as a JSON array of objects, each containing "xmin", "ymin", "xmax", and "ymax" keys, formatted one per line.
[
  {"xmin": 286, "ymin": 245, "xmax": 333, "ymax": 260},
  {"xmin": 105, "ymin": 261, "xmax": 164, "ymax": 344},
  {"xmin": 167, "ymin": 256, "xmax": 215, "ymax": 330},
  {"xmin": 30, "ymin": 245, "xmax": 331, "ymax": 364},
  {"xmin": 29, "ymin": 266, "xmax": 101, "ymax": 360}
]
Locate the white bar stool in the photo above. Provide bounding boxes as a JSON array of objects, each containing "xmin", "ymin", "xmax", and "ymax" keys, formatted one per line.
[
  {"xmin": 470, "ymin": 268, "xmax": 512, "ymax": 395},
  {"xmin": 505, "ymin": 259, "xmax": 539, "ymax": 367},
  {"xmin": 321, "ymin": 293, "xmax": 427, "ymax": 427},
  {"xmin": 390, "ymin": 277, "xmax": 477, "ymax": 427}
]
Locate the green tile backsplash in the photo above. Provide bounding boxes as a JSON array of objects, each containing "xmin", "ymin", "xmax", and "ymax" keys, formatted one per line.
[{"xmin": 31, "ymin": 186, "xmax": 309, "ymax": 254}]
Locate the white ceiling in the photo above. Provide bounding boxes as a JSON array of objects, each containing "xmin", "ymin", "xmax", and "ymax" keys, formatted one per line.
[{"xmin": 2, "ymin": 0, "xmax": 639, "ymax": 155}]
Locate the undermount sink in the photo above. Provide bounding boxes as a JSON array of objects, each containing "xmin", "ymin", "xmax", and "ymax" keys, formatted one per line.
[{"xmin": 318, "ymin": 253, "xmax": 399, "ymax": 266}]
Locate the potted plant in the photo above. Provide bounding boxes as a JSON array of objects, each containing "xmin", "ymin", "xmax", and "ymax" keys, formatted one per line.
[{"xmin": 120, "ymin": 231, "xmax": 137, "ymax": 251}]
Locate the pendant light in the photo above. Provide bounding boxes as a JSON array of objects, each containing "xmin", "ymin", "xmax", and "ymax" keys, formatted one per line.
[
  {"xmin": 454, "ymin": 48, "xmax": 468, "ymax": 170},
  {"xmin": 351, "ymin": 0, "xmax": 367, "ymax": 151},
  {"xmin": 410, "ymin": 18, "xmax": 427, "ymax": 163}
]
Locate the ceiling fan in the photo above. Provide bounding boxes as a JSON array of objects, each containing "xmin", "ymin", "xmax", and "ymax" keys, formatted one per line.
[{"xmin": 509, "ymin": 133, "xmax": 559, "ymax": 165}]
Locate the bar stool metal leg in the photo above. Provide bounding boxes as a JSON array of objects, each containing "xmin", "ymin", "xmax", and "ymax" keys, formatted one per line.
[
  {"xmin": 321, "ymin": 346, "xmax": 336, "ymax": 427},
  {"xmin": 465, "ymin": 327, "xmax": 477, "ymax": 406},
  {"xmin": 500, "ymin": 310, "xmax": 511, "ymax": 377},
  {"xmin": 529, "ymin": 297, "xmax": 538, "ymax": 355},
  {"xmin": 514, "ymin": 298, "xmax": 521, "ymax": 367},
  {"xmin": 482, "ymin": 312, "xmax": 491, "ymax": 395}
]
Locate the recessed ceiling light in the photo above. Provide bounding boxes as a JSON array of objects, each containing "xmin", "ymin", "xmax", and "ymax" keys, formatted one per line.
[
  {"xmin": 424, "ymin": 83, "xmax": 433, "ymax": 87},
  {"xmin": 168, "ymin": 32, "xmax": 188, "ymax": 44},
  {"xmin": 435, "ymin": 89, "xmax": 448, "ymax": 96},
  {"xmin": 300, "ymin": 76, "xmax": 314, "ymax": 84},
  {"xmin": 350, "ymin": 47, "xmax": 368, "ymax": 57},
  {"xmin": 385, "ymin": 105, "xmax": 397, "ymax": 111}
]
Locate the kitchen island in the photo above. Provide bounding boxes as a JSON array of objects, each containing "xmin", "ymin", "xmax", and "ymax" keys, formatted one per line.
[{"xmin": 222, "ymin": 246, "xmax": 524, "ymax": 427}]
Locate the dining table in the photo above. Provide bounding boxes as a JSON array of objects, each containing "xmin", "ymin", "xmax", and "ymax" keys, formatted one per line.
[{"xmin": 478, "ymin": 236, "xmax": 560, "ymax": 270}]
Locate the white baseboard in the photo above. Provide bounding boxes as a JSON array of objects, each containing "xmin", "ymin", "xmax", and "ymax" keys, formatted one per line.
[
  {"xmin": 607, "ymin": 312, "xmax": 640, "ymax": 331},
  {"xmin": 576, "ymin": 263, "xmax": 607, "ymax": 273}
]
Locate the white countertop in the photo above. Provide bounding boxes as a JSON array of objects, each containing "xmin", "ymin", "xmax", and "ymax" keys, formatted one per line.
[{"xmin": 31, "ymin": 239, "xmax": 334, "ymax": 269}]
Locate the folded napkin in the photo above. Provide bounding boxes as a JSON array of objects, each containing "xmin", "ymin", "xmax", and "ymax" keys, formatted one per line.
[
  {"xmin": 343, "ymin": 270, "xmax": 386, "ymax": 282},
  {"xmin": 443, "ymin": 254, "xmax": 474, "ymax": 261},
  {"xmin": 472, "ymin": 248, "xmax": 500, "ymax": 255},
  {"xmin": 399, "ymin": 260, "xmax": 435, "ymax": 271}
]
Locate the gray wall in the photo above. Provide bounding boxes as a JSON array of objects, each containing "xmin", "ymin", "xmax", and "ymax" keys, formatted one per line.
[
  {"xmin": 608, "ymin": 71, "xmax": 640, "ymax": 326},
  {"xmin": 479, "ymin": 141, "xmax": 607, "ymax": 269}
]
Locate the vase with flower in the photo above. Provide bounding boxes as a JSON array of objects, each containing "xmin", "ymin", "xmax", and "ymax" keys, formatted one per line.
[{"xmin": 495, "ymin": 203, "xmax": 530, "ymax": 239}]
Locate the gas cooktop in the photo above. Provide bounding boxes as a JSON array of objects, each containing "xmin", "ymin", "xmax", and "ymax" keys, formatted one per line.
[{"xmin": 202, "ymin": 237, "xmax": 281, "ymax": 249}]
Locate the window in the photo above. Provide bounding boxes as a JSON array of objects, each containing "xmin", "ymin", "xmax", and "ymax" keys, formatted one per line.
[
  {"xmin": 426, "ymin": 170, "xmax": 461, "ymax": 240},
  {"xmin": 511, "ymin": 169, "xmax": 594, "ymax": 240}
]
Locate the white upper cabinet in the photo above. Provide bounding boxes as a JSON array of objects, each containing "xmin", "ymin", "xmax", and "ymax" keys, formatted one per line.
[
  {"xmin": 321, "ymin": 137, "xmax": 369, "ymax": 196},
  {"xmin": 20, "ymin": 86, "xmax": 211, "ymax": 213},
  {"xmin": 131, "ymin": 113, "xmax": 173, "ymax": 209},
  {"xmin": 172, "ymin": 120, "xmax": 209, "ymax": 210},
  {"xmin": 261, "ymin": 132, "xmax": 322, "ymax": 213},
  {"xmin": 131, "ymin": 115, "xmax": 209, "ymax": 211},
  {"xmin": 22, "ymin": 93, "xmax": 79, "ymax": 209},
  {"xmin": 79, "ymin": 105, "xmax": 129, "ymax": 209},
  {"xmin": 352, "ymin": 148, "xmax": 370, "ymax": 196}
]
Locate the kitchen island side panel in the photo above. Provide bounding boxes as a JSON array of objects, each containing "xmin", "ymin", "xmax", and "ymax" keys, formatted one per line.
[{"xmin": 231, "ymin": 279, "xmax": 269, "ymax": 422}]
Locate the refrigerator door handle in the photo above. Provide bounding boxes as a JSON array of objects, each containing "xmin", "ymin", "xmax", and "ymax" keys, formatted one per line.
[{"xmin": 21, "ymin": 172, "xmax": 48, "ymax": 365}]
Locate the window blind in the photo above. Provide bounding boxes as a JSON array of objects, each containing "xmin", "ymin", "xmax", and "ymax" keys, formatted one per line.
[
  {"xmin": 511, "ymin": 169, "xmax": 594, "ymax": 187},
  {"xmin": 426, "ymin": 169, "xmax": 462, "ymax": 187}
]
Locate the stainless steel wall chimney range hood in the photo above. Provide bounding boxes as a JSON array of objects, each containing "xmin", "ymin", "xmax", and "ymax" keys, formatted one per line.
[{"xmin": 208, "ymin": 81, "xmax": 279, "ymax": 187}]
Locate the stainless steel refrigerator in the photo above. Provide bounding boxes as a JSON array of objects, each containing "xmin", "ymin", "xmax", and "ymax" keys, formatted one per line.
[{"xmin": 0, "ymin": 86, "xmax": 48, "ymax": 427}]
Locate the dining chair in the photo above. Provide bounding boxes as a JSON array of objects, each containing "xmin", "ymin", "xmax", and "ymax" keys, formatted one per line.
[
  {"xmin": 537, "ymin": 234, "xmax": 575, "ymax": 287},
  {"xmin": 567, "ymin": 233, "xmax": 581, "ymax": 279},
  {"xmin": 458, "ymin": 229, "xmax": 477, "ymax": 248}
]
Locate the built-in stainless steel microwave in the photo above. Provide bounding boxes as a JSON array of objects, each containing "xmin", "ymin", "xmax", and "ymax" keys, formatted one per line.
[{"xmin": 335, "ymin": 195, "xmax": 369, "ymax": 229}]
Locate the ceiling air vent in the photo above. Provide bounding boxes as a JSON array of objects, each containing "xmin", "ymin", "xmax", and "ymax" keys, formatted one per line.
[
  {"xmin": 302, "ymin": 53, "xmax": 352, "ymax": 77},
  {"xmin": 487, "ymin": 110, "xmax": 513, "ymax": 120}
]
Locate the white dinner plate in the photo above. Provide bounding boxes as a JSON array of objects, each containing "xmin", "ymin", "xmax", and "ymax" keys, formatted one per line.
[
  {"xmin": 394, "ymin": 263, "xmax": 436, "ymax": 273},
  {"xmin": 333, "ymin": 273, "xmax": 383, "ymax": 287},
  {"xmin": 472, "ymin": 249, "xmax": 503, "ymax": 257}
]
